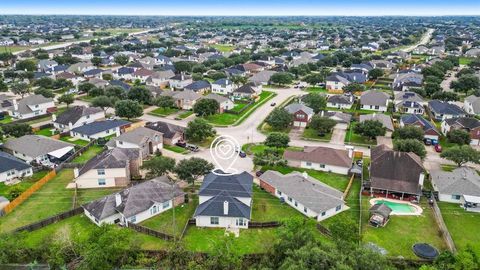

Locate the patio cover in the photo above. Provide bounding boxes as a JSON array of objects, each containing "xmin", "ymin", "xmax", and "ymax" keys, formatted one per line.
[
  {"xmin": 463, "ymin": 195, "xmax": 480, "ymax": 204},
  {"xmin": 48, "ymin": 146, "xmax": 74, "ymax": 159}
]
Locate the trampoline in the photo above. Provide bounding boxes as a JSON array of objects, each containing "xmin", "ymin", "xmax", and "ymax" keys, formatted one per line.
[{"xmin": 412, "ymin": 243, "xmax": 439, "ymax": 260}]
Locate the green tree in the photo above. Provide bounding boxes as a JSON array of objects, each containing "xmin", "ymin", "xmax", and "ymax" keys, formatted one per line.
[
  {"xmin": 451, "ymin": 74, "xmax": 480, "ymax": 93},
  {"xmin": 309, "ymin": 115, "xmax": 336, "ymax": 135},
  {"xmin": 115, "ymin": 100, "xmax": 143, "ymax": 120},
  {"xmin": 88, "ymin": 87, "xmax": 105, "ymax": 97},
  {"xmin": 91, "ymin": 56, "xmax": 102, "ymax": 67},
  {"xmin": 447, "ymin": 129, "xmax": 471, "ymax": 145},
  {"xmin": 174, "ymin": 157, "xmax": 214, "ymax": 185},
  {"xmin": 11, "ymin": 82, "xmax": 31, "ymax": 98},
  {"xmin": 128, "ymin": 86, "xmax": 152, "ymax": 105},
  {"xmin": 269, "ymin": 72, "xmax": 294, "ymax": 85},
  {"xmin": 185, "ymin": 118, "xmax": 216, "ymax": 142},
  {"xmin": 34, "ymin": 88, "xmax": 55, "ymax": 98},
  {"xmin": 15, "ymin": 59, "xmax": 36, "ymax": 72},
  {"xmin": 193, "ymin": 98, "xmax": 219, "ymax": 117},
  {"xmin": 392, "ymin": 126, "xmax": 424, "ymax": 141},
  {"xmin": 78, "ymin": 82, "xmax": 96, "ymax": 94},
  {"xmin": 302, "ymin": 93, "xmax": 326, "ymax": 113},
  {"xmin": 441, "ymin": 145, "xmax": 480, "ymax": 167},
  {"xmin": 91, "ymin": 95, "xmax": 116, "ymax": 112},
  {"xmin": 393, "ymin": 139, "xmax": 427, "ymax": 158},
  {"xmin": 155, "ymin": 95, "xmax": 176, "ymax": 109},
  {"xmin": 2, "ymin": 123, "xmax": 32, "ymax": 137},
  {"xmin": 368, "ymin": 68, "xmax": 384, "ymax": 80},
  {"xmin": 174, "ymin": 61, "xmax": 194, "ymax": 73},
  {"xmin": 0, "ymin": 79, "xmax": 7, "ymax": 92},
  {"xmin": 264, "ymin": 132, "xmax": 290, "ymax": 148},
  {"xmin": 34, "ymin": 77, "xmax": 54, "ymax": 88},
  {"xmin": 142, "ymin": 156, "xmax": 176, "ymax": 178},
  {"xmin": 303, "ymin": 73, "xmax": 324, "ymax": 85},
  {"xmin": 253, "ymin": 148, "xmax": 286, "ymax": 167},
  {"xmin": 53, "ymin": 78, "xmax": 73, "ymax": 89},
  {"xmin": 354, "ymin": 120, "xmax": 386, "ymax": 139},
  {"xmin": 58, "ymin": 94, "xmax": 75, "ymax": 107},
  {"xmin": 105, "ymin": 86, "xmax": 127, "ymax": 99},
  {"xmin": 265, "ymin": 108, "xmax": 293, "ymax": 131},
  {"xmin": 114, "ymin": 55, "xmax": 129, "ymax": 66},
  {"xmin": 343, "ymin": 83, "xmax": 366, "ymax": 93}
]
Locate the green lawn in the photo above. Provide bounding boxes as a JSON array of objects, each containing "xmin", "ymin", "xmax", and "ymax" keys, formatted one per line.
[
  {"xmin": 149, "ymin": 107, "xmax": 179, "ymax": 117},
  {"xmin": 203, "ymin": 113, "xmax": 239, "ymax": 126},
  {"xmin": 0, "ymin": 169, "xmax": 75, "ymax": 233},
  {"xmin": 34, "ymin": 127, "xmax": 57, "ymax": 137},
  {"xmin": 305, "ymin": 87, "xmax": 328, "ymax": 93},
  {"xmin": 261, "ymin": 165, "xmax": 350, "ymax": 192},
  {"xmin": 71, "ymin": 145, "xmax": 105, "ymax": 163},
  {"xmin": 321, "ymin": 179, "xmax": 361, "ymax": 229},
  {"xmin": 438, "ymin": 202, "xmax": 480, "ymax": 255},
  {"xmin": 141, "ymin": 197, "xmax": 197, "ymax": 237},
  {"xmin": 24, "ymin": 107, "xmax": 68, "ymax": 125},
  {"xmin": 259, "ymin": 122, "xmax": 292, "ymax": 134},
  {"xmin": 231, "ymin": 102, "xmax": 248, "ymax": 112},
  {"xmin": 0, "ymin": 171, "xmax": 49, "ymax": 201},
  {"xmin": 439, "ymin": 136, "xmax": 459, "ymax": 149},
  {"xmin": 60, "ymin": 136, "xmax": 90, "ymax": 147},
  {"xmin": 164, "ymin": 144, "xmax": 188, "ymax": 154},
  {"xmin": 344, "ymin": 122, "xmax": 377, "ymax": 146},
  {"xmin": 361, "ymin": 197, "xmax": 446, "ymax": 259},
  {"xmin": 302, "ymin": 127, "xmax": 332, "ymax": 141},
  {"xmin": 211, "ymin": 44, "xmax": 235, "ymax": 52},
  {"xmin": 0, "ymin": 115, "xmax": 12, "ymax": 124},
  {"xmin": 76, "ymin": 187, "xmax": 122, "ymax": 206},
  {"xmin": 251, "ymin": 185, "xmax": 307, "ymax": 222},
  {"xmin": 459, "ymin": 57, "xmax": 473, "ymax": 66},
  {"xmin": 177, "ymin": 111, "xmax": 194, "ymax": 119}
]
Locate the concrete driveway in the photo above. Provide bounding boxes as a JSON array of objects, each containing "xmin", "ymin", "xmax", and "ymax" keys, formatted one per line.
[{"xmin": 330, "ymin": 123, "xmax": 347, "ymax": 145}]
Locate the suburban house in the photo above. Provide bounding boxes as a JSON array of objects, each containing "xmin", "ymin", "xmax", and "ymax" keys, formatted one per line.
[
  {"xmin": 428, "ymin": 100, "xmax": 465, "ymax": 121},
  {"xmin": 194, "ymin": 171, "xmax": 253, "ymax": 229},
  {"xmin": 284, "ymin": 146, "xmax": 353, "ymax": 175},
  {"xmin": 107, "ymin": 127, "xmax": 163, "ymax": 158},
  {"xmin": 400, "ymin": 114, "xmax": 441, "ymax": 141},
  {"xmin": 2, "ymin": 135, "xmax": 75, "ymax": 166},
  {"xmin": 368, "ymin": 145, "xmax": 425, "ymax": 200},
  {"xmin": 185, "ymin": 80, "xmax": 211, "ymax": 94},
  {"xmin": 133, "ymin": 68, "xmax": 155, "ymax": 83},
  {"xmin": 430, "ymin": 167, "xmax": 480, "ymax": 211},
  {"xmin": 327, "ymin": 94, "xmax": 354, "ymax": 109},
  {"xmin": 7, "ymin": 95, "xmax": 55, "ymax": 120},
  {"xmin": 259, "ymin": 170, "xmax": 346, "ymax": 221},
  {"xmin": 53, "ymin": 106, "xmax": 105, "ymax": 132},
  {"xmin": 318, "ymin": 111, "xmax": 352, "ymax": 124},
  {"xmin": 284, "ymin": 103, "xmax": 314, "ymax": 127},
  {"xmin": 441, "ymin": 117, "xmax": 480, "ymax": 145},
  {"xmin": 248, "ymin": 70, "xmax": 277, "ymax": 85},
  {"xmin": 74, "ymin": 148, "xmax": 141, "ymax": 189},
  {"xmin": 202, "ymin": 93, "xmax": 235, "ymax": 112},
  {"xmin": 360, "ymin": 90, "xmax": 390, "ymax": 112},
  {"xmin": 0, "ymin": 151, "xmax": 33, "ymax": 183},
  {"xmin": 211, "ymin": 78, "xmax": 235, "ymax": 95},
  {"xmin": 146, "ymin": 70, "xmax": 175, "ymax": 88},
  {"xmin": 114, "ymin": 67, "xmax": 135, "ymax": 80},
  {"xmin": 392, "ymin": 73, "xmax": 423, "ymax": 91},
  {"xmin": 145, "ymin": 121, "xmax": 185, "ymax": 146},
  {"xmin": 326, "ymin": 73, "xmax": 351, "ymax": 91},
  {"xmin": 233, "ymin": 84, "xmax": 260, "ymax": 99},
  {"xmin": 394, "ymin": 92, "xmax": 425, "ymax": 114},
  {"xmin": 70, "ymin": 119, "xmax": 130, "ymax": 142},
  {"xmin": 463, "ymin": 95, "xmax": 480, "ymax": 115},
  {"xmin": 359, "ymin": 113, "xmax": 394, "ymax": 133},
  {"xmin": 167, "ymin": 90, "xmax": 203, "ymax": 110},
  {"xmin": 83, "ymin": 176, "xmax": 185, "ymax": 226},
  {"xmin": 169, "ymin": 74, "xmax": 193, "ymax": 89}
]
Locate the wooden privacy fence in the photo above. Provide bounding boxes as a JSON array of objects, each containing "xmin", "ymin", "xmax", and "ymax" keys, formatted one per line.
[
  {"xmin": 316, "ymin": 223, "xmax": 332, "ymax": 237},
  {"xmin": 431, "ymin": 198, "xmax": 457, "ymax": 253},
  {"xmin": 249, "ymin": 221, "xmax": 280, "ymax": 228},
  {"xmin": 13, "ymin": 207, "xmax": 83, "ymax": 233},
  {"xmin": 128, "ymin": 223, "xmax": 174, "ymax": 241},
  {"xmin": 343, "ymin": 174, "xmax": 356, "ymax": 198},
  {"xmin": 3, "ymin": 170, "xmax": 57, "ymax": 214}
]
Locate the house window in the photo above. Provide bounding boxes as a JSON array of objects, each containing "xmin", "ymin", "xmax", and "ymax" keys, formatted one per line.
[
  {"xmin": 319, "ymin": 164, "xmax": 326, "ymax": 168},
  {"xmin": 277, "ymin": 190, "xmax": 282, "ymax": 196},
  {"xmin": 236, "ymin": 218, "xmax": 246, "ymax": 226},
  {"xmin": 336, "ymin": 205, "xmax": 342, "ymax": 211},
  {"xmin": 294, "ymin": 201, "xmax": 298, "ymax": 207},
  {"xmin": 306, "ymin": 162, "xmax": 312, "ymax": 166},
  {"xmin": 288, "ymin": 197, "xmax": 292, "ymax": 202},
  {"xmin": 375, "ymin": 106, "xmax": 379, "ymax": 109},
  {"xmin": 86, "ymin": 115, "xmax": 90, "ymax": 119},
  {"xmin": 130, "ymin": 216, "xmax": 136, "ymax": 223},
  {"xmin": 98, "ymin": 179, "xmax": 106, "ymax": 186},
  {"xmin": 97, "ymin": 169, "xmax": 105, "ymax": 175},
  {"xmin": 162, "ymin": 201, "xmax": 170, "ymax": 209},
  {"xmin": 451, "ymin": 195, "xmax": 461, "ymax": 200},
  {"xmin": 119, "ymin": 141, "xmax": 123, "ymax": 145},
  {"xmin": 151, "ymin": 205, "xmax": 158, "ymax": 215},
  {"xmin": 210, "ymin": 217, "xmax": 219, "ymax": 225},
  {"xmin": 321, "ymin": 211, "xmax": 326, "ymax": 216}
]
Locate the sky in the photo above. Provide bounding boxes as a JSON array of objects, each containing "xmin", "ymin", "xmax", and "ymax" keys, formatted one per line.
[{"xmin": 1, "ymin": 0, "xmax": 480, "ymax": 16}]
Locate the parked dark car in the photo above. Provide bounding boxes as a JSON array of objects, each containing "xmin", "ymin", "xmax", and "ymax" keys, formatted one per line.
[
  {"xmin": 423, "ymin": 138, "xmax": 432, "ymax": 146},
  {"xmin": 239, "ymin": 151, "xmax": 246, "ymax": 158},
  {"xmin": 175, "ymin": 141, "xmax": 187, "ymax": 148},
  {"xmin": 255, "ymin": 171, "xmax": 264, "ymax": 177},
  {"xmin": 270, "ymin": 102, "xmax": 276, "ymax": 106}
]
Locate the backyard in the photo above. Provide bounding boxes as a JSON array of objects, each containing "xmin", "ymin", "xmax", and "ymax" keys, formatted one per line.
[
  {"xmin": 361, "ymin": 197, "xmax": 446, "ymax": 259},
  {"xmin": 0, "ymin": 170, "xmax": 49, "ymax": 201},
  {"xmin": 344, "ymin": 122, "xmax": 377, "ymax": 146},
  {"xmin": 71, "ymin": 145, "xmax": 105, "ymax": 164},
  {"xmin": 149, "ymin": 107, "xmax": 179, "ymax": 117},
  {"xmin": 302, "ymin": 127, "xmax": 332, "ymax": 141},
  {"xmin": 60, "ymin": 136, "xmax": 90, "ymax": 147},
  {"xmin": 438, "ymin": 202, "xmax": 480, "ymax": 255}
]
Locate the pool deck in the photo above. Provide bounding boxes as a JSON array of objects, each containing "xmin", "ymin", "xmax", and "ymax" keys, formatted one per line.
[{"xmin": 370, "ymin": 198, "xmax": 423, "ymax": 216}]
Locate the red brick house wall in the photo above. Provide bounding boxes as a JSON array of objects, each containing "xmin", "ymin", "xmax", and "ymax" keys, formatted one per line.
[{"xmin": 260, "ymin": 180, "xmax": 276, "ymax": 195}]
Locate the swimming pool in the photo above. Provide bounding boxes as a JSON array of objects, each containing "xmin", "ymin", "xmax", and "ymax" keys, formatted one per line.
[{"xmin": 370, "ymin": 198, "xmax": 423, "ymax": 216}]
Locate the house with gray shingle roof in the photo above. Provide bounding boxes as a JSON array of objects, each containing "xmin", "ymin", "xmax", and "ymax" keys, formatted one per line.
[
  {"xmin": 284, "ymin": 103, "xmax": 314, "ymax": 127},
  {"xmin": 106, "ymin": 127, "xmax": 163, "ymax": 158},
  {"xmin": 441, "ymin": 117, "xmax": 480, "ymax": 146},
  {"xmin": 194, "ymin": 171, "xmax": 253, "ymax": 229},
  {"xmin": 360, "ymin": 113, "xmax": 394, "ymax": 132},
  {"xmin": 83, "ymin": 176, "xmax": 185, "ymax": 225},
  {"xmin": 360, "ymin": 90, "xmax": 390, "ymax": 112},
  {"xmin": 259, "ymin": 170, "xmax": 346, "ymax": 221},
  {"xmin": 74, "ymin": 147, "xmax": 140, "ymax": 189},
  {"xmin": 70, "ymin": 119, "xmax": 130, "ymax": 142},
  {"xmin": 428, "ymin": 100, "xmax": 466, "ymax": 121},
  {"xmin": 284, "ymin": 146, "xmax": 353, "ymax": 175},
  {"xmin": 464, "ymin": 95, "xmax": 480, "ymax": 115},
  {"xmin": 7, "ymin": 94, "xmax": 55, "ymax": 120},
  {"xmin": 3, "ymin": 135, "xmax": 75, "ymax": 166},
  {"xmin": 53, "ymin": 106, "xmax": 105, "ymax": 132},
  {"xmin": 430, "ymin": 167, "xmax": 480, "ymax": 210},
  {"xmin": 0, "ymin": 151, "xmax": 33, "ymax": 182},
  {"xmin": 202, "ymin": 93, "xmax": 234, "ymax": 112}
]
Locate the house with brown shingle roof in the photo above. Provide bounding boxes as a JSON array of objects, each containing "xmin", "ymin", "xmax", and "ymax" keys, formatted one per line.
[
  {"xmin": 284, "ymin": 146, "xmax": 353, "ymax": 175},
  {"xmin": 368, "ymin": 145, "xmax": 425, "ymax": 200}
]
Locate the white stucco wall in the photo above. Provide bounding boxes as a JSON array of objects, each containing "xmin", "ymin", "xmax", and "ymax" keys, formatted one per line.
[
  {"xmin": 75, "ymin": 168, "xmax": 128, "ymax": 189},
  {"xmin": 299, "ymin": 161, "xmax": 350, "ymax": 175}
]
